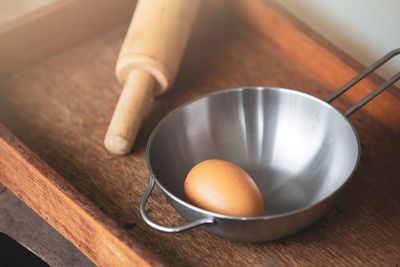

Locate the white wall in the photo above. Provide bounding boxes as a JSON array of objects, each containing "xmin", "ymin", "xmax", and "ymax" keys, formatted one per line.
[{"xmin": 279, "ymin": 0, "xmax": 400, "ymax": 85}]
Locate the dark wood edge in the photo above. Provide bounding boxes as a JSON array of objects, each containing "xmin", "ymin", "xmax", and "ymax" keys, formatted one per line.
[
  {"xmin": 0, "ymin": 190, "xmax": 95, "ymax": 266},
  {"xmin": 0, "ymin": 124, "xmax": 165, "ymax": 267},
  {"xmin": 234, "ymin": 0, "xmax": 400, "ymax": 122}
]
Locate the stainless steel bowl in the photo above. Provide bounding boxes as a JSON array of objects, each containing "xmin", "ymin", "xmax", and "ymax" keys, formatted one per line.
[{"xmin": 140, "ymin": 49, "xmax": 400, "ymax": 242}]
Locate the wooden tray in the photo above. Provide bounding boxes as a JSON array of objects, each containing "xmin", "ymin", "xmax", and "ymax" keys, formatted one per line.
[{"xmin": 1, "ymin": 1, "xmax": 399, "ymax": 266}]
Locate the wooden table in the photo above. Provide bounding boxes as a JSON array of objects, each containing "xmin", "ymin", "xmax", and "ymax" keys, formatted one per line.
[
  {"xmin": 0, "ymin": 186, "xmax": 94, "ymax": 266},
  {"xmin": 0, "ymin": 0, "xmax": 399, "ymax": 266}
]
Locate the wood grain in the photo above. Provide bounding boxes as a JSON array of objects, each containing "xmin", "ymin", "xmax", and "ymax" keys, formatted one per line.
[
  {"xmin": 0, "ymin": 125, "xmax": 165, "ymax": 266},
  {"xmin": 0, "ymin": 183, "xmax": 5, "ymax": 194},
  {"xmin": 0, "ymin": 0, "xmax": 399, "ymax": 266},
  {"xmin": 0, "ymin": 189, "xmax": 94, "ymax": 267}
]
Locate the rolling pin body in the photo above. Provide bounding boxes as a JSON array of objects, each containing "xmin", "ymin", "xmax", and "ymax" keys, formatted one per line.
[{"xmin": 105, "ymin": 0, "xmax": 199, "ymax": 155}]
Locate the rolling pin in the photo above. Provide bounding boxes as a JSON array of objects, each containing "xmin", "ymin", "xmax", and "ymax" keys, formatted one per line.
[{"xmin": 104, "ymin": 0, "xmax": 200, "ymax": 155}]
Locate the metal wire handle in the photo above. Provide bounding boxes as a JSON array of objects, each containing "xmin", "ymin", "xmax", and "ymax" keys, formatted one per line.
[
  {"xmin": 327, "ymin": 48, "xmax": 400, "ymax": 117},
  {"xmin": 139, "ymin": 175, "xmax": 215, "ymax": 233}
]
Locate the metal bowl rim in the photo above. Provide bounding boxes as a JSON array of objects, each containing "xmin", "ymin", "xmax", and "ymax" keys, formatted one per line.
[{"xmin": 145, "ymin": 87, "xmax": 361, "ymax": 221}]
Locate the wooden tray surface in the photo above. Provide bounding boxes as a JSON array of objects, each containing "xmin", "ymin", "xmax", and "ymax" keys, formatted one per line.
[{"xmin": 1, "ymin": 1, "xmax": 399, "ymax": 266}]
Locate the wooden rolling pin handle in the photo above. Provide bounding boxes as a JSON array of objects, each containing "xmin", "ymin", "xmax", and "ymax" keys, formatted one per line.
[
  {"xmin": 104, "ymin": 70, "xmax": 155, "ymax": 155},
  {"xmin": 105, "ymin": 0, "xmax": 199, "ymax": 155}
]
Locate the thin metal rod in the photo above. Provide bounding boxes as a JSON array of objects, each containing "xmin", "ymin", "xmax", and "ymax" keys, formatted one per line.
[
  {"xmin": 344, "ymin": 72, "xmax": 400, "ymax": 116},
  {"xmin": 327, "ymin": 48, "xmax": 400, "ymax": 103},
  {"xmin": 139, "ymin": 176, "xmax": 215, "ymax": 233}
]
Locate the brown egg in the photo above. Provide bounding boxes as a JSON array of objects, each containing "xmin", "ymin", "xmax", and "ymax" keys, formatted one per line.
[{"xmin": 184, "ymin": 159, "xmax": 264, "ymax": 217}]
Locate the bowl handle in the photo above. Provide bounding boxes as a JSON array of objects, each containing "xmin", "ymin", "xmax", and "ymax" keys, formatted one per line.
[
  {"xmin": 139, "ymin": 175, "xmax": 215, "ymax": 233},
  {"xmin": 326, "ymin": 48, "xmax": 400, "ymax": 117}
]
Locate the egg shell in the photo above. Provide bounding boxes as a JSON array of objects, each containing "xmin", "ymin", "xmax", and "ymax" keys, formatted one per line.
[{"xmin": 184, "ymin": 159, "xmax": 264, "ymax": 217}]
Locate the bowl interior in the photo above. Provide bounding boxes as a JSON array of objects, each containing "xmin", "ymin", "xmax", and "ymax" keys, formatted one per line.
[{"xmin": 147, "ymin": 88, "xmax": 359, "ymax": 216}]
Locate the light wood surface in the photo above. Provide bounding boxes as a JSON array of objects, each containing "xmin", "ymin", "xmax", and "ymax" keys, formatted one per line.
[
  {"xmin": 0, "ymin": 0, "xmax": 135, "ymax": 78},
  {"xmin": 0, "ymin": 0, "xmax": 399, "ymax": 266},
  {"xmin": 105, "ymin": 70, "xmax": 155, "ymax": 155},
  {"xmin": 106, "ymin": 0, "xmax": 200, "ymax": 155},
  {"xmin": 0, "ymin": 0, "xmax": 61, "ymax": 32}
]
